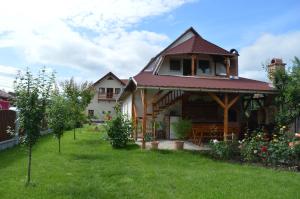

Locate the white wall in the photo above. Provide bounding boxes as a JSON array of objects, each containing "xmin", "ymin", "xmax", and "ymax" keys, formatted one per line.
[{"xmin": 122, "ymin": 93, "xmax": 132, "ymax": 119}]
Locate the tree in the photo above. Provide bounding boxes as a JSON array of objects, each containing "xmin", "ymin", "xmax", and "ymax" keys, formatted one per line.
[
  {"xmin": 47, "ymin": 92, "xmax": 69, "ymax": 153},
  {"xmin": 273, "ymin": 56, "xmax": 300, "ymax": 127},
  {"xmin": 14, "ymin": 68, "xmax": 54, "ymax": 184},
  {"xmin": 60, "ymin": 78, "xmax": 94, "ymax": 140}
]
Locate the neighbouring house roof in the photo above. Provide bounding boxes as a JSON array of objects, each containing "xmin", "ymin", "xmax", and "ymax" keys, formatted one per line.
[
  {"xmin": 93, "ymin": 72, "xmax": 126, "ymax": 86},
  {"xmin": 130, "ymin": 72, "xmax": 275, "ymax": 94},
  {"xmin": 121, "ymin": 79, "xmax": 129, "ymax": 85},
  {"xmin": 0, "ymin": 90, "xmax": 11, "ymax": 100},
  {"xmin": 163, "ymin": 33, "xmax": 231, "ymax": 56}
]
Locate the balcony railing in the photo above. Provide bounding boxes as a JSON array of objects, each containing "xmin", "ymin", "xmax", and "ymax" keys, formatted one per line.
[{"xmin": 98, "ymin": 92, "xmax": 119, "ymax": 100}]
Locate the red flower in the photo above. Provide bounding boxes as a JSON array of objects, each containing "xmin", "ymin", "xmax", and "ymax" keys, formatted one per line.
[{"xmin": 261, "ymin": 146, "xmax": 267, "ymax": 153}]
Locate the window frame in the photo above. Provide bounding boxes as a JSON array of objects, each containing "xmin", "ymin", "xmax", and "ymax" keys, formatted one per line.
[
  {"xmin": 169, "ymin": 59, "xmax": 181, "ymax": 71},
  {"xmin": 99, "ymin": 87, "xmax": 105, "ymax": 94},
  {"xmin": 115, "ymin": 88, "xmax": 121, "ymax": 94},
  {"xmin": 88, "ymin": 110, "xmax": 94, "ymax": 117},
  {"xmin": 198, "ymin": 59, "xmax": 211, "ymax": 75}
]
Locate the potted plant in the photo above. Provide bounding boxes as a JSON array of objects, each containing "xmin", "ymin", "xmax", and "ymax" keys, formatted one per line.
[
  {"xmin": 151, "ymin": 140, "xmax": 159, "ymax": 150},
  {"xmin": 172, "ymin": 118, "xmax": 192, "ymax": 150}
]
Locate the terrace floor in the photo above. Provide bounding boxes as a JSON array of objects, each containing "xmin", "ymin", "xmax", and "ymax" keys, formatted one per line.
[{"xmin": 135, "ymin": 139, "xmax": 210, "ymax": 151}]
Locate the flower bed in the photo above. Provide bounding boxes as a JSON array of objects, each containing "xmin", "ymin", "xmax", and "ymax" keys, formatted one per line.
[{"xmin": 209, "ymin": 129, "xmax": 300, "ymax": 171}]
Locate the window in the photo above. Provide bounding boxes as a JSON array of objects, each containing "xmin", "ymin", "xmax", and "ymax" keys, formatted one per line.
[
  {"xmin": 106, "ymin": 88, "xmax": 113, "ymax": 98},
  {"xmin": 216, "ymin": 62, "xmax": 226, "ymax": 76},
  {"xmin": 115, "ymin": 88, "xmax": 121, "ymax": 94},
  {"xmin": 170, "ymin": 59, "xmax": 181, "ymax": 71},
  {"xmin": 183, "ymin": 59, "xmax": 192, "ymax": 76},
  {"xmin": 198, "ymin": 60, "xmax": 210, "ymax": 74},
  {"xmin": 88, "ymin": 110, "xmax": 94, "ymax": 117},
  {"xmin": 99, "ymin": 87, "xmax": 105, "ymax": 94}
]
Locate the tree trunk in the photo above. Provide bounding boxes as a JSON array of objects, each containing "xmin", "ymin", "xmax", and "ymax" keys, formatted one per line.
[
  {"xmin": 73, "ymin": 127, "xmax": 76, "ymax": 140},
  {"xmin": 58, "ymin": 137, "xmax": 61, "ymax": 153},
  {"xmin": 27, "ymin": 144, "xmax": 32, "ymax": 185}
]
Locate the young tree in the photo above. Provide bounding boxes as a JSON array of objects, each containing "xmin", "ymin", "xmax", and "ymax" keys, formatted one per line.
[
  {"xmin": 47, "ymin": 93, "xmax": 68, "ymax": 153},
  {"xmin": 60, "ymin": 78, "xmax": 94, "ymax": 140},
  {"xmin": 14, "ymin": 68, "xmax": 55, "ymax": 184}
]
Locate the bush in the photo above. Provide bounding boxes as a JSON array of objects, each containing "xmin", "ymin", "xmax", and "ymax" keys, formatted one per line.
[
  {"xmin": 240, "ymin": 131, "xmax": 268, "ymax": 163},
  {"xmin": 104, "ymin": 105, "xmax": 132, "ymax": 148},
  {"xmin": 267, "ymin": 137, "xmax": 292, "ymax": 165},
  {"xmin": 209, "ymin": 140, "xmax": 240, "ymax": 160}
]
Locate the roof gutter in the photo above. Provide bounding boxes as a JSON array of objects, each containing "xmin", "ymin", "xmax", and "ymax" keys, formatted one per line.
[{"xmin": 135, "ymin": 85, "xmax": 277, "ymax": 95}]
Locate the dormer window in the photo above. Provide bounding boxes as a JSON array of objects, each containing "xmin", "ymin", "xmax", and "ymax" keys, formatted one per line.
[
  {"xmin": 170, "ymin": 59, "xmax": 181, "ymax": 71},
  {"xmin": 216, "ymin": 62, "xmax": 226, "ymax": 76},
  {"xmin": 198, "ymin": 60, "xmax": 211, "ymax": 75}
]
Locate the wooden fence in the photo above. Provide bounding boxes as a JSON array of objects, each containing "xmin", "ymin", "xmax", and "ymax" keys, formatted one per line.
[{"xmin": 0, "ymin": 110, "xmax": 16, "ymax": 142}]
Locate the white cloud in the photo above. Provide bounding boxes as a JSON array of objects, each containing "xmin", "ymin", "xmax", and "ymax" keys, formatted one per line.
[
  {"xmin": 239, "ymin": 31, "xmax": 300, "ymax": 81},
  {"xmin": 0, "ymin": 0, "xmax": 192, "ymax": 89},
  {"xmin": 0, "ymin": 65, "xmax": 21, "ymax": 91}
]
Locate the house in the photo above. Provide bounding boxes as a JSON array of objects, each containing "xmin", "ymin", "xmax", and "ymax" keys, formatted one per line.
[
  {"xmin": 86, "ymin": 72, "xmax": 127, "ymax": 122},
  {"xmin": 118, "ymin": 27, "xmax": 278, "ymax": 148},
  {"xmin": 0, "ymin": 90, "xmax": 12, "ymax": 110}
]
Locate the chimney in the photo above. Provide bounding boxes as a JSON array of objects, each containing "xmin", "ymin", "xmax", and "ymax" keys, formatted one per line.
[
  {"xmin": 268, "ymin": 58, "xmax": 286, "ymax": 82},
  {"xmin": 229, "ymin": 49, "xmax": 239, "ymax": 77}
]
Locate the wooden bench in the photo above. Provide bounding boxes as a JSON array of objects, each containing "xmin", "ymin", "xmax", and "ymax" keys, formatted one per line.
[{"xmin": 191, "ymin": 123, "xmax": 239, "ymax": 145}]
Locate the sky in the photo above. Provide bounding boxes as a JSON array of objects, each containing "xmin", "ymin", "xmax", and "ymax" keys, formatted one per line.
[{"xmin": 0, "ymin": 0, "xmax": 300, "ymax": 91}]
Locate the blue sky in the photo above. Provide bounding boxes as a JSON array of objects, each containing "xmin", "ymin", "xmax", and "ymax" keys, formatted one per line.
[{"xmin": 0, "ymin": 0, "xmax": 300, "ymax": 91}]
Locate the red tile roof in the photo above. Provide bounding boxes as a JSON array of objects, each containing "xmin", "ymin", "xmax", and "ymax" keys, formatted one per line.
[
  {"xmin": 93, "ymin": 72, "xmax": 126, "ymax": 86},
  {"xmin": 164, "ymin": 35, "xmax": 232, "ymax": 56},
  {"xmin": 121, "ymin": 79, "xmax": 129, "ymax": 85},
  {"xmin": 133, "ymin": 72, "xmax": 275, "ymax": 93}
]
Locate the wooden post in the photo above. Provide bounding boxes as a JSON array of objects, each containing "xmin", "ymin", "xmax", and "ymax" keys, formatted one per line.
[
  {"xmin": 141, "ymin": 89, "xmax": 147, "ymax": 149},
  {"xmin": 192, "ymin": 55, "xmax": 196, "ymax": 76},
  {"xmin": 208, "ymin": 93, "xmax": 240, "ymax": 141},
  {"xmin": 226, "ymin": 57, "xmax": 230, "ymax": 78},
  {"xmin": 224, "ymin": 94, "xmax": 228, "ymax": 141}
]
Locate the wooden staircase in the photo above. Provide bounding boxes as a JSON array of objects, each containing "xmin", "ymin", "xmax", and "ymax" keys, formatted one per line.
[{"xmin": 152, "ymin": 90, "xmax": 184, "ymax": 118}]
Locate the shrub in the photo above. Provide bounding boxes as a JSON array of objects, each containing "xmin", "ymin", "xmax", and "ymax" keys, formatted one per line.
[
  {"xmin": 209, "ymin": 140, "xmax": 240, "ymax": 160},
  {"xmin": 171, "ymin": 118, "xmax": 192, "ymax": 140},
  {"xmin": 240, "ymin": 131, "xmax": 268, "ymax": 163},
  {"xmin": 267, "ymin": 136, "xmax": 293, "ymax": 165},
  {"xmin": 104, "ymin": 105, "xmax": 132, "ymax": 148}
]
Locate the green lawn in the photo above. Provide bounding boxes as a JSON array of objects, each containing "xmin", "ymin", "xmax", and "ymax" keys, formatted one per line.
[{"xmin": 0, "ymin": 127, "xmax": 299, "ymax": 199}]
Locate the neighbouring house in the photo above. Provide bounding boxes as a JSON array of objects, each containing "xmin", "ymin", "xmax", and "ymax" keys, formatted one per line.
[
  {"xmin": 86, "ymin": 72, "xmax": 127, "ymax": 122},
  {"xmin": 0, "ymin": 90, "xmax": 12, "ymax": 110},
  {"xmin": 118, "ymin": 27, "xmax": 279, "ymax": 147}
]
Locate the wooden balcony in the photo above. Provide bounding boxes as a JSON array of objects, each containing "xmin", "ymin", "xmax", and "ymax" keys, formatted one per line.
[{"xmin": 98, "ymin": 93, "xmax": 118, "ymax": 101}]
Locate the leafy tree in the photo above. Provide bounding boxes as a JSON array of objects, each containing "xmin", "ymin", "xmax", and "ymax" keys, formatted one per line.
[
  {"xmin": 47, "ymin": 92, "xmax": 69, "ymax": 153},
  {"xmin": 105, "ymin": 104, "xmax": 132, "ymax": 148},
  {"xmin": 273, "ymin": 56, "xmax": 300, "ymax": 127},
  {"xmin": 60, "ymin": 77, "xmax": 94, "ymax": 140},
  {"xmin": 14, "ymin": 68, "xmax": 55, "ymax": 184}
]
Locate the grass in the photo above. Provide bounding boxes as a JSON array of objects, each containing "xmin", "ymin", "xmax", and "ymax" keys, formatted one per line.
[{"xmin": 0, "ymin": 126, "xmax": 300, "ymax": 199}]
